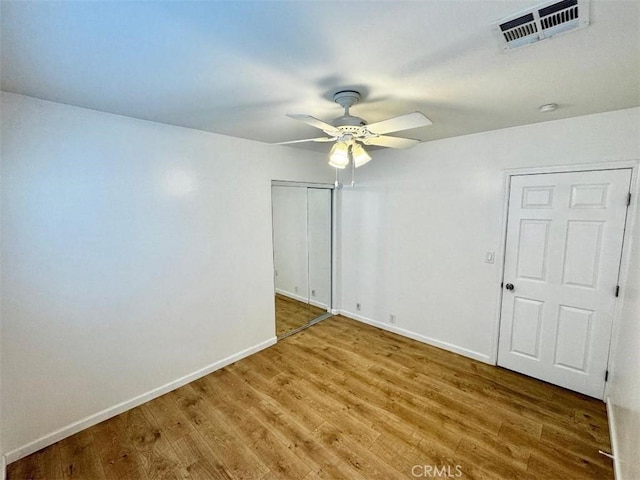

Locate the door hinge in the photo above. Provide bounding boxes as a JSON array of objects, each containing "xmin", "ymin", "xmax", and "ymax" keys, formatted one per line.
[
  {"xmin": 605, "ymin": 370, "xmax": 609, "ymax": 382},
  {"xmin": 628, "ymin": 192, "xmax": 632, "ymax": 206},
  {"xmin": 615, "ymin": 285, "xmax": 620, "ymax": 297}
]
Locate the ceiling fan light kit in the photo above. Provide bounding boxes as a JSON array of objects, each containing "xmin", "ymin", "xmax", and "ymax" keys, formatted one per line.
[
  {"xmin": 275, "ymin": 89, "xmax": 432, "ymax": 173},
  {"xmin": 328, "ymin": 142, "xmax": 350, "ymax": 169},
  {"xmin": 352, "ymin": 142, "xmax": 372, "ymax": 168}
]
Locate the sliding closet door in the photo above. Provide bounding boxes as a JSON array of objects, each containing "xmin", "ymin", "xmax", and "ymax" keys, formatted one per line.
[
  {"xmin": 272, "ymin": 185, "xmax": 311, "ymax": 336},
  {"xmin": 307, "ymin": 188, "xmax": 332, "ymax": 316},
  {"xmin": 272, "ymin": 183, "xmax": 332, "ymax": 338}
]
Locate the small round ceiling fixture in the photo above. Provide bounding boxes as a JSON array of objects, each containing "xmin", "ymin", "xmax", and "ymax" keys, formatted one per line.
[{"xmin": 539, "ymin": 103, "xmax": 558, "ymax": 113}]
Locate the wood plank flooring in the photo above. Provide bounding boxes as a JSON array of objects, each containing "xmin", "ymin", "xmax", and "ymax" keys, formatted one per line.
[
  {"xmin": 275, "ymin": 294, "xmax": 326, "ymax": 338},
  {"xmin": 8, "ymin": 315, "xmax": 613, "ymax": 479}
]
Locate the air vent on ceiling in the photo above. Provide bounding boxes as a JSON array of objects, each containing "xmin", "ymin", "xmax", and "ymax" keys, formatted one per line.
[{"xmin": 493, "ymin": 0, "xmax": 590, "ymax": 51}]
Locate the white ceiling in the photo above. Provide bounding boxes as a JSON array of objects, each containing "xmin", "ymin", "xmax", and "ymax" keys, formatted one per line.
[{"xmin": 2, "ymin": 1, "xmax": 639, "ymax": 151}]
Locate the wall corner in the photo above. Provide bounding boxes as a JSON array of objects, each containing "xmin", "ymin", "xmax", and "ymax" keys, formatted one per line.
[{"xmin": 605, "ymin": 397, "xmax": 622, "ymax": 480}]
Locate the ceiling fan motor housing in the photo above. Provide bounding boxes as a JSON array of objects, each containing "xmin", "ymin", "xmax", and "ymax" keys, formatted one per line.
[{"xmin": 332, "ymin": 115, "xmax": 367, "ymax": 127}]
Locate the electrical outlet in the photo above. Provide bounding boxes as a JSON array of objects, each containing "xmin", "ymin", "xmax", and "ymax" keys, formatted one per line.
[
  {"xmin": 295, "ymin": 286, "xmax": 299, "ymax": 294},
  {"xmin": 311, "ymin": 290, "xmax": 316, "ymax": 297},
  {"xmin": 274, "ymin": 270, "xmax": 278, "ymax": 277},
  {"xmin": 389, "ymin": 314, "xmax": 396, "ymax": 324},
  {"xmin": 356, "ymin": 303, "xmax": 361, "ymax": 311}
]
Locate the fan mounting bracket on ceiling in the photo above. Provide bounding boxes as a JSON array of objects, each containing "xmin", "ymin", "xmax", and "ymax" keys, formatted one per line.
[{"xmin": 333, "ymin": 90, "xmax": 361, "ymax": 111}]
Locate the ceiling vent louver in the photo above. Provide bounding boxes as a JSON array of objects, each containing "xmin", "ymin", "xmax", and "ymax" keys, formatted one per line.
[{"xmin": 493, "ymin": 0, "xmax": 590, "ymax": 51}]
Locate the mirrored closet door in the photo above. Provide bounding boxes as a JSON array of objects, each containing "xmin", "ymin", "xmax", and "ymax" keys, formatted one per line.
[{"xmin": 271, "ymin": 182, "xmax": 332, "ymax": 338}]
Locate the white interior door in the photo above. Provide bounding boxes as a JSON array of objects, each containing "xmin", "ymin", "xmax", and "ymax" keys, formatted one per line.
[{"xmin": 498, "ymin": 168, "xmax": 631, "ymax": 398}]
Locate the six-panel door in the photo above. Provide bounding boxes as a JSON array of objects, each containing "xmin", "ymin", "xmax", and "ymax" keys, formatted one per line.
[{"xmin": 498, "ymin": 169, "xmax": 631, "ymax": 398}]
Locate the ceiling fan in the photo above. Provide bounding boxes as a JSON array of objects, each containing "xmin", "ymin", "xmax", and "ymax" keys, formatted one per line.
[{"xmin": 276, "ymin": 90, "xmax": 432, "ymax": 169}]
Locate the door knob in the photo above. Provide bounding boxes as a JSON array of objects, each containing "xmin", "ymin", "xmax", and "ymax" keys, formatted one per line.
[{"xmin": 505, "ymin": 283, "xmax": 514, "ymax": 291}]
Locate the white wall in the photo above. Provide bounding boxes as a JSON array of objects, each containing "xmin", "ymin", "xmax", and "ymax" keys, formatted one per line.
[
  {"xmin": 339, "ymin": 107, "xmax": 640, "ymax": 363},
  {"xmin": 0, "ymin": 87, "xmax": 4, "ymax": 480},
  {"xmin": 0, "ymin": 86, "xmax": 6, "ymax": 480},
  {"xmin": 608, "ymin": 188, "xmax": 640, "ymax": 479},
  {"xmin": 0, "ymin": 92, "xmax": 331, "ymax": 460},
  {"xmin": 0, "ymin": 92, "xmax": 4, "ymax": 480}
]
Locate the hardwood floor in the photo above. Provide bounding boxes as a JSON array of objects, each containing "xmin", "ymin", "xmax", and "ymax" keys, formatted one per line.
[
  {"xmin": 275, "ymin": 294, "xmax": 327, "ymax": 338},
  {"xmin": 8, "ymin": 315, "xmax": 613, "ymax": 479}
]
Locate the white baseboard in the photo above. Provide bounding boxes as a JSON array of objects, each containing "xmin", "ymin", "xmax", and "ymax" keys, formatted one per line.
[
  {"xmin": 606, "ymin": 397, "xmax": 622, "ymax": 480},
  {"xmin": 5, "ymin": 337, "xmax": 276, "ymax": 464},
  {"xmin": 339, "ymin": 310, "xmax": 492, "ymax": 364},
  {"xmin": 309, "ymin": 299, "xmax": 329, "ymax": 310},
  {"xmin": 275, "ymin": 289, "xmax": 328, "ymax": 310},
  {"xmin": 275, "ymin": 288, "xmax": 307, "ymax": 303}
]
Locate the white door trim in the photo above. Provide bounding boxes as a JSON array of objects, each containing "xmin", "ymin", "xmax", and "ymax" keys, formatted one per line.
[{"xmin": 490, "ymin": 160, "xmax": 640, "ymax": 398}]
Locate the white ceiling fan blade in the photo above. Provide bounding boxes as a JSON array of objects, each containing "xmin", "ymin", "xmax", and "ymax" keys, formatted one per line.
[
  {"xmin": 286, "ymin": 114, "xmax": 341, "ymax": 136},
  {"xmin": 363, "ymin": 135, "xmax": 420, "ymax": 149},
  {"xmin": 366, "ymin": 112, "xmax": 432, "ymax": 135},
  {"xmin": 274, "ymin": 137, "xmax": 336, "ymax": 145}
]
